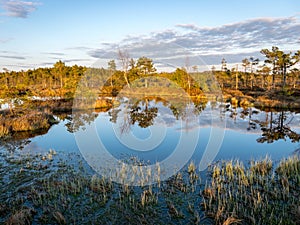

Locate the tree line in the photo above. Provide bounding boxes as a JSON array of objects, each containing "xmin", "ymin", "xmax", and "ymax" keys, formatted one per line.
[
  {"xmin": 0, "ymin": 46, "xmax": 299, "ymax": 99},
  {"xmin": 215, "ymin": 47, "xmax": 300, "ymax": 91}
]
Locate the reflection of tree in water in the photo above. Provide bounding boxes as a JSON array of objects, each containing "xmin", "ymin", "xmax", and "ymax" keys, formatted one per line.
[
  {"xmin": 224, "ymin": 103, "xmax": 258, "ymax": 130},
  {"xmin": 65, "ymin": 110, "xmax": 99, "ymax": 133},
  {"xmin": 108, "ymin": 108, "xmax": 121, "ymax": 123},
  {"xmin": 226, "ymin": 104, "xmax": 259, "ymax": 131},
  {"xmin": 67, "ymin": 95, "xmax": 207, "ymax": 133},
  {"xmin": 169, "ymin": 99, "xmax": 206, "ymax": 120},
  {"xmin": 240, "ymin": 108, "xmax": 258, "ymax": 131},
  {"xmin": 119, "ymin": 103, "xmax": 132, "ymax": 135},
  {"xmin": 109, "ymin": 97, "xmax": 207, "ymax": 131},
  {"xmin": 130, "ymin": 99, "xmax": 158, "ymax": 128},
  {"xmin": 225, "ymin": 103, "xmax": 300, "ymax": 143},
  {"xmin": 256, "ymin": 111, "xmax": 300, "ymax": 143}
]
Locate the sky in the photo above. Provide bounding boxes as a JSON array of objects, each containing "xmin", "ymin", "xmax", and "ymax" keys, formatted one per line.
[{"xmin": 0, "ymin": 0, "xmax": 300, "ymax": 71}]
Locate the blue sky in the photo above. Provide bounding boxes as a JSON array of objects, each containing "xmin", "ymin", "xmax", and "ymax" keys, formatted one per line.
[{"xmin": 0, "ymin": 0, "xmax": 300, "ymax": 71}]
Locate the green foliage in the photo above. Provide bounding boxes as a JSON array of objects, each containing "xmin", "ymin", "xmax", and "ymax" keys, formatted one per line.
[
  {"xmin": 1, "ymin": 46, "xmax": 300, "ymax": 100},
  {"xmin": 0, "ymin": 62, "xmax": 86, "ymax": 98},
  {"xmin": 136, "ymin": 56, "xmax": 156, "ymax": 75}
]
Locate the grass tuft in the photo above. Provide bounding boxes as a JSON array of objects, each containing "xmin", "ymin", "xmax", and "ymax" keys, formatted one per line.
[{"xmin": 203, "ymin": 156, "xmax": 300, "ymax": 224}]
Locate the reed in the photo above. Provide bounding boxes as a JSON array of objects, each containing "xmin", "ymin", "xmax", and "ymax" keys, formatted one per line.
[
  {"xmin": 0, "ymin": 124, "xmax": 9, "ymax": 138},
  {"xmin": 203, "ymin": 156, "xmax": 300, "ymax": 224},
  {"xmin": 1, "ymin": 149, "xmax": 299, "ymax": 224}
]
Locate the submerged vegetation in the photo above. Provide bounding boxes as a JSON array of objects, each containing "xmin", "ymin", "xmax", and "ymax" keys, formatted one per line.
[
  {"xmin": 0, "ymin": 149, "xmax": 299, "ymax": 224},
  {"xmin": 0, "ymin": 151, "xmax": 204, "ymax": 224}
]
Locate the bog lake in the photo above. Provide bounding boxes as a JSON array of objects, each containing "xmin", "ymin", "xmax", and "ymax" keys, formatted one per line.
[{"xmin": 1, "ymin": 96, "xmax": 300, "ymax": 224}]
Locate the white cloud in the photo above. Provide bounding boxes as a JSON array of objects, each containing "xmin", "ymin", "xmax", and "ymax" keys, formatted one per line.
[
  {"xmin": 0, "ymin": 54, "xmax": 25, "ymax": 59},
  {"xmin": 88, "ymin": 16, "xmax": 300, "ymax": 69},
  {"xmin": 43, "ymin": 52, "xmax": 65, "ymax": 56},
  {"xmin": 0, "ymin": 37, "xmax": 13, "ymax": 43},
  {"xmin": 1, "ymin": 0, "xmax": 40, "ymax": 18}
]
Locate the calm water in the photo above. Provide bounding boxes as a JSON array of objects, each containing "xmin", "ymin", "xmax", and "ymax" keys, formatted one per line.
[{"xmin": 2, "ymin": 97, "xmax": 299, "ymax": 171}]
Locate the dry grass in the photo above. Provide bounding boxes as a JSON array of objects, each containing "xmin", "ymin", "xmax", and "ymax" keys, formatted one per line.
[
  {"xmin": 6, "ymin": 208, "xmax": 36, "ymax": 225},
  {"xmin": 0, "ymin": 110, "xmax": 56, "ymax": 138},
  {"xmin": 10, "ymin": 112, "xmax": 51, "ymax": 132},
  {"xmin": 1, "ymin": 148, "xmax": 299, "ymax": 224},
  {"xmin": 222, "ymin": 217, "xmax": 242, "ymax": 225},
  {"xmin": 94, "ymin": 98, "xmax": 112, "ymax": 109},
  {"xmin": 52, "ymin": 211, "xmax": 66, "ymax": 225},
  {"xmin": 203, "ymin": 156, "xmax": 300, "ymax": 224},
  {"xmin": 0, "ymin": 124, "xmax": 9, "ymax": 138}
]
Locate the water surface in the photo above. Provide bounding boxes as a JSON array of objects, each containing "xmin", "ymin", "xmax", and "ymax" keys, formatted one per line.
[{"xmin": 2, "ymin": 98, "xmax": 299, "ymax": 168}]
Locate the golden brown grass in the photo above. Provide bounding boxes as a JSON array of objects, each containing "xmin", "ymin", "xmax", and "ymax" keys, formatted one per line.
[
  {"xmin": 6, "ymin": 208, "xmax": 36, "ymax": 225},
  {"xmin": 0, "ymin": 110, "xmax": 56, "ymax": 138}
]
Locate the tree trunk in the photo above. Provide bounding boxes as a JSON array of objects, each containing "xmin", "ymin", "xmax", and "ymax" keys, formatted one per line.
[
  {"xmin": 124, "ymin": 72, "xmax": 130, "ymax": 88},
  {"xmin": 272, "ymin": 74, "xmax": 275, "ymax": 90},
  {"xmin": 60, "ymin": 75, "xmax": 63, "ymax": 88},
  {"xmin": 282, "ymin": 66, "xmax": 287, "ymax": 90},
  {"xmin": 272, "ymin": 62, "xmax": 276, "ymax": 90},
  {"xmin": 270, "ymin": 112, "xmax": 273, "ymax": 129},
  {"xmin": 279, "ymin": 111, "xmax": 284, "ymax": 130},
  {"xmin": 235, "ymin": 64, "xmax": 238, "ymax": 90}
]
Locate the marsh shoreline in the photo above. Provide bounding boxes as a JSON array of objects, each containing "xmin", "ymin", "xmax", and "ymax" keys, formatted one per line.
[{"xmin": 1, "ymin": 88, "xmax": 300, "ymax": 139}]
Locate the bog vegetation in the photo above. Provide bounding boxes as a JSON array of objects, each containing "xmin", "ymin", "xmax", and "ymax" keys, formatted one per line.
[
  {"xmin": 1, "ymin": 150, "xmax": 299, "ymax": 224},
  {"xmin": 1, "ymin": 46, "xmax": 300, "ymax": 224}
]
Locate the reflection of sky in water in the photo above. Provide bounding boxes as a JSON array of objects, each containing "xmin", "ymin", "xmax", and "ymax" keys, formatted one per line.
[
  {"xmin": 23, "ymin": 121, "xmax": 79, "ymax": 154},
  {"xmin": 215, "ymin": 130, "xmax": 298, "ymax": 162},
  {"xmin": 1, "ymin": 101, "xmax": 300, "ymax": 166},
  {"xmin": 97, "ymin": 113, "xmax": 180, "ymax": 162},
  {"xmin": 130, "ymin": 125, "xmax": 151, "ymax": 140}
]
